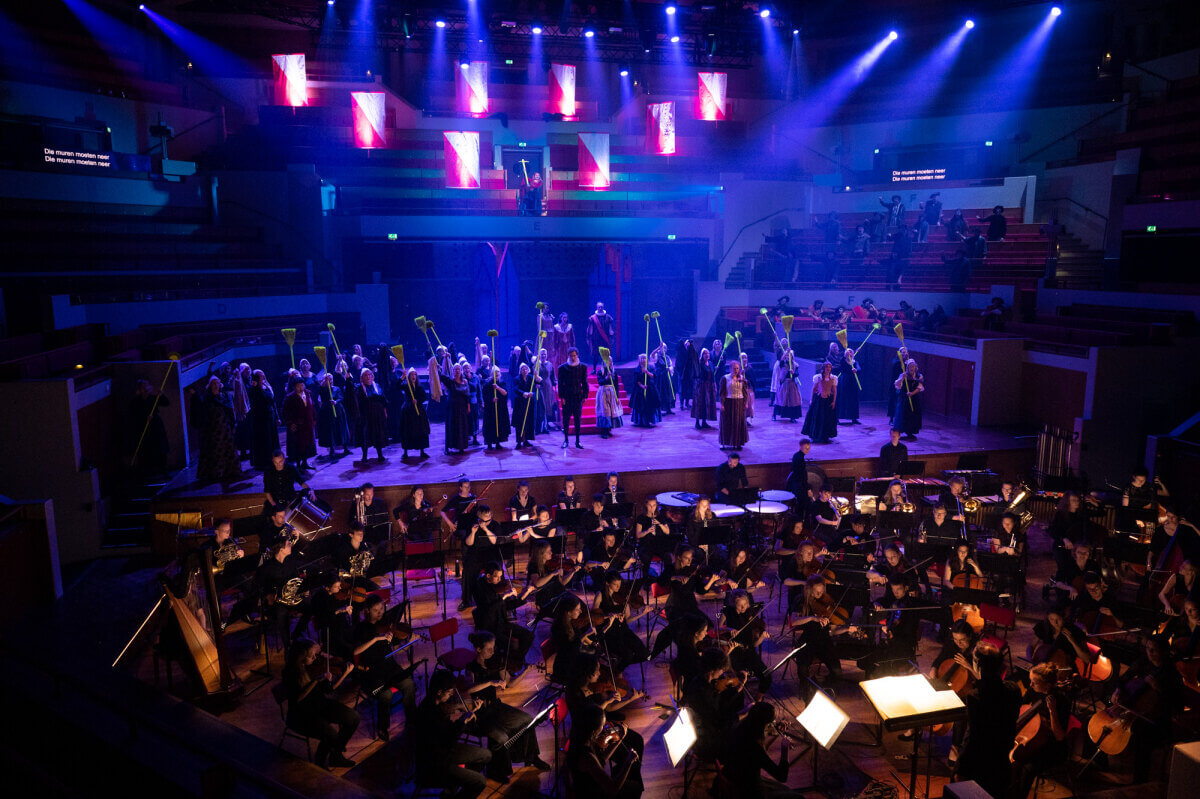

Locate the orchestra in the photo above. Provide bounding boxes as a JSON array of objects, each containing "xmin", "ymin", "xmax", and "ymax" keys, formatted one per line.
[{"xmin": 162, "ymin": 449, "xmax": 1200, "ymax": 799}]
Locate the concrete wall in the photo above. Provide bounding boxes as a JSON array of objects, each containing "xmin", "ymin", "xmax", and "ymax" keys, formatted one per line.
[
  {"xmin": 1039, "ymin": 160, "xmax": 1114, "ymax": 249},
  {"xmin": 717, "ymin": 176, "xmax": 813, "ymax": 281},
  {"xmin": 0, "ymin": 380, "xmax": 103, "ymax": 564},
  {"xmin": 0, "ymin": 167, "xmax": 207, "ymax": 209}
]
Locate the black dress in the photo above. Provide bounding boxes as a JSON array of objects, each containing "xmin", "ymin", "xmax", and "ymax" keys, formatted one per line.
[
  {"xmin": 836, "ymin": 358, "xmax": 860, "ymax": 422},
  {"xmin": 511, "ymin": 373, "xmax": 538, "ymax": 444},
  {"xmin": 194, "ymin": 391, "xmax": 241, "ymax": 482},
  {"xmin": 248, "ymin": 384, "xmax": 278, "ymax": 470},
  {"xmin": 891, "ymin": 374, "xmax": 923, "ymax": 435},
  {"xmin": 629, "ymin": 368, "xmax": 660, "ymax": 427},
  {"xmin": 398, "ymin": 380, "xmax": 430, "ymax": 452},
  {"xmin": 316, "ymin": 383, "xmax": 351, "ymax": 451},
  {"xmin": 357, "ymin": 382, "xmax": 389, "ymax": 454},
  {"xmin": 440, "ymin": 375, "xmax": 473, "ymax": 452},
  {"xmin": 480, "ymin": 375, "xmax": 511, "ymax": 446}
]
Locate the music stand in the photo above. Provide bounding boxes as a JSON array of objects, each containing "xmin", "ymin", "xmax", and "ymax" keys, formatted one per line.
[
  {"xmin": 790, "ymin": 680, "xmax": 853, "ymax": 794},
  {"xmin": 860, "ymin": 674, "xmax": 966, "ymax": 799},
  {"xmin": 725, "ymin": 487, "xmax": 760, "ymax": 507},
  {"xmin": 603, "ymin": 502, "xmax": 635, "ymax": 520},
  {"xmin": 955, "ymin": 453, "xmax": 989, "ymax": 471},
  {"xmin": 898, "ymin": 461, "xmax": 926, "ymax": 478},
  {"xmin": 556, "ymin": 507, "xmax": 586, "ymax": 534}
]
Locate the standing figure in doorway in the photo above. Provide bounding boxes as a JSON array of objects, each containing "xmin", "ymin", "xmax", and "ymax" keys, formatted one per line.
[{"xmin": 586, "ymin": 303, "xmax": 617, "ymax": 368}]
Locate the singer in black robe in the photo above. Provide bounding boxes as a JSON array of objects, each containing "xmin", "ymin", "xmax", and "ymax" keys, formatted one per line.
[
  {"xmin": 439, "ymin": 369, "xmax": 473, "ymax": 454},
  {"xmin": 397, "ymin": 372, "xmax": 430, "ymax": 457}
]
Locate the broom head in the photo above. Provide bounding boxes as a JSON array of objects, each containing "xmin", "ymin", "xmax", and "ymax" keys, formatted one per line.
[
  {"xmin": 836, "ymin": 329, "xmax": 848, "ymax": 349},
  {"xmin": 426, "ymin": 320, "xmax": 435, "ymax": 331},
  {"xmin": 487, "ymin": 329, "xmax": 499, "ymax": 338},
  {"xmin": 781, "ymin": 314, "xmax": 794, "ymax": 335},
  {"xmin": 723, "ymin": 333, "xmax": 735, "ymax": 350},
  {"xmin": 893, "ymin": 322, "xmax": 905, "ymax": 343},
  {"xmin": 643, "ymin": 313, "xmax": 651, "ymax": 322},
  {"xmin": 734, "ymin": 331, "xmax": 742, "ymax": 340},
  {"xmin": 167, "ymin": 351, "xmax": 181, "ymax": 361},
  {"xmin": 759, "ymin": 307, "xmax": 769, "ymax": 315},
  {"xmin": 536, "ymin": 301, "xmax": 546, "ymax": 310},
  {"xmin": 599, "ymin": 346, "xmax": 612, "ymax": 369},
  {"xmin": 414, "ymin": 316, "xmax": 427, "ymax": 330},
  {"xmin": 391, "ymin": 345, "xmax": 404, "ymax": 365},
  {"xmin": 326, "ymin": 322, "xmax": 336, "ymax": 333},
  {"xmin": 651, "ymin": 310, "xmax": 660, "ymax": 319},
  {"xmin": 281, "ymin": 328, "xmax": 297, "ymax": 347},
  {"xmin": 314, "ymin": 346, "xmax": 328, "ymax": 368}
]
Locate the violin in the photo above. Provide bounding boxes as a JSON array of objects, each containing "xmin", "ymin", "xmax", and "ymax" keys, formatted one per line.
[
  {"xmin": 546, "ymin": 555, "xmax": 581, "ymax": 580},
  {"xmin": 714, "ymin": 669, "xmax": 748, "ymax": 692},
  {"xmin": 805, "ymin": 590, "xmax": 853, "ymax": 629}
]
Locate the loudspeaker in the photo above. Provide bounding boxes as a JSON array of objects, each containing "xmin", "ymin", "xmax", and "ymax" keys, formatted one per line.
[{"xmin": 942, "ymin": 781, "xmax": 993, "ymax": 799}]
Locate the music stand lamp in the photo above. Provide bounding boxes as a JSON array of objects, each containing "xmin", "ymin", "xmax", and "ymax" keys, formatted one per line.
[
  {"xmin": 665, "ymin": 706, "xmax": 701, "ymax": 796},
  {"xmin": 793, "ymin": 681, "xmax": 852, "ymax": 794},
  {"xmin": 861, "ymin": 674, "xmax": 966, "ymax": 799}
]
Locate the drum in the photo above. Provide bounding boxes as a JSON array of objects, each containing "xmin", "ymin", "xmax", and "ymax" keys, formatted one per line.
[
  {"xmin": 807, "ymin": 464, "xmax": 829, "ymax": 496},
  {"xmin": 287, "ymin": 495, "xmax": 333, "ymax": 541},
  {"xmin": 709, "ymin": 504, "xmax": 747, "ymax": 519},
  {"xmin": 760, "ymin": 489, "xmax": 795, "ymax": 502},
  {"xmin": 743, "ymin": 501, "xmax": 789, "ymax": 516},
  {"xmin": 656, "ymin": 492, "xmax": 697, "ymax": 509}
]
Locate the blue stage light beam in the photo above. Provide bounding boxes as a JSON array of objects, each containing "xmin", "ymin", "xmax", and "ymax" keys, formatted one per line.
[
  {"xmin": 892, "ymin": 20, "xmax": 974, "ymax": 123},
  {"xmin": 140, "ymin": 6, "xmax": 253, "ymax": 76},
  {"xmin": 966, "ymin": 6, "xmax": 1061, "ymax": 122},
  {"xmin": 61, "ymin": 0, "xmax": 147, "ymax": 69},
  {"xmin": 759, "ymin": 7, "xmax": 786, "ymax": 97}
]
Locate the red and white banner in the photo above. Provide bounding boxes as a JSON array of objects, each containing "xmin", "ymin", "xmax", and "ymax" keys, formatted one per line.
[
  {"xmin": 549, "ymin": 63, "xmax": 576, "ymax": 117},
  {"xmin": 647, "ymin": 101, "xmax": 676, "ymax": 155},
  {"xmin": 351, "ymin": 92, "xmax": 386, "ymax": 148},
  {"xmin": 271, "ymin": 53, "xmax": 308, "ymax": 107},
  {"xmin": 697, "ymin": 71, "xmax": 728, "ymax": 121},
  {"xmin": 457, "ymin": 61, "xmax": 489, "ymax": 116},
  {"xmin": 578, "ymin": 133, "xmax": 611, "ymax": 189},
  {"xmin": 444, "ymin": 131, "xmax": 481, "ymax": 188}
]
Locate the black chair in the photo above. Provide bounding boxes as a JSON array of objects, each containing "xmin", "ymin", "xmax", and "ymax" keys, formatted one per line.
[{"xmin": 270, "ymin": 682, "xmax": 313, "ymax": 761}]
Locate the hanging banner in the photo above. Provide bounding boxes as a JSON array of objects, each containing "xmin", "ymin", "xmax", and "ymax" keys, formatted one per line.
[
  {"xmin": 647, "ymin": 101, "xmax": 676, "ymax": 155},
  {"xmin": 457, "ymin": 61, "xmax": 489, "ymax": 116},
  {"xmin": 444, "ymin": 131, "xmax": 481, "ymax": 188},
  {"xmin": 271, "ymin": 53, "xmax": 308, "ymax": 107},
  {"xmin": 549, "ymin": 63, "xmax": 576, "ymax": 117},
  {"xmin": 578, "ymin": 133, "xmax": 611, "ymax": 189},
  {"xmin": 351, "ymin": 91, "xmax": 386, "ymax": 148},
  {"xmin": 697, "ymin": 71, "xmax": 728, "ymax": 121}
]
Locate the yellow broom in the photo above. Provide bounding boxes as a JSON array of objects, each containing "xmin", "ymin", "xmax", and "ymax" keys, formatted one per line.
[
  {"xmin": 758, "ymin": 307, "xmax": 784, "ymax": 352},
  {"xmin": 426, "ymin": 319, "xmax": 443, "ymax": 350},
  {"xmin": 642, "ymin": 314, "xmax": 652, "ymax": 395},
  {"xmin": 781, "ymin": 314, "xmax": 795, "ymax": 372},
  {"xmin": 326, "ymin": 323, "xmax": 344, "ymax": 362},
  {"xmin": 651, "ymin": 311, "xmax": 675, "ymax": 404},
  {"xmin": 733, "ymin": 330, "xmax": 743, "ymax": 360},
  {"xmin": 314, "ymin": 345, "xmax": 337, "ymax": 417},
  {"xmin": 894, "ymin": 322, "xmax": 913, "ymax": 410},
  {"xmin": 282, "ymin": 328, "xmax": 297, "ymax": 369},
  {"xmin": 519, "ymin": 330, "xmax": 548, "ymax": 436},
  {"xmin": 486, "ymin": 330, "xmax": 499, "ymax": 435},
  {"xmin": 392, "ymin": 344, "xmax": 420, "ymax": 415},
  {"xmin": 414, "ymin": 316, "xmax": 433, "ymax": 353},
  {"xmin": 599, "ymin": 346, "xmax": 620, "ymax": 407},
  {"xmin": 131, "ymin": 352, "xmax": 180, "ymax": 467},
  {"xmin": 836, "ymin": 328, "xmax": 862, "ymax": 390}
]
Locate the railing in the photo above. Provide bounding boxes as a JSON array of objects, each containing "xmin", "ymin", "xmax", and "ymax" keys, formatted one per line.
[{"xmin": 1020, "ymin": 101, "xmax": 1130, "ymax": 164}]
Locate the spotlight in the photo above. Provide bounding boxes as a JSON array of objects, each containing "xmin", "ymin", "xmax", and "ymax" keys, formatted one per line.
[
  {"xmin": 531, "ymin": 25, "xmax": 542, "ymax": 34},
  {"xmin": 138, "ymin": 3, "xmax": 145, "ymax": 8},
  {"xmin": 670, "ymin": 35, "xmax": 680, "ymax": 43},
  {"xmin": 887, "ymin": 30, "xmax": 898, "ymax": 40},
  {"xmin": 666, "ymin": 4, "xmax": 676, "ymax": 14},
  {"xmin": 619, "ymin": 66, "xmax": 629, "ymax": 77},
  {"xmin": 460, "ymin": 61, "xmax": 469, "ymax": 70},
  {"xmin": 326, "ymin": 0, "xmax": 333, "ymax": 5},
  {"xmin": 584, "ymin": 28, "xmax": 595, "ymax": 38},
  {"xmin": 1051, "ymin": 6, "xmax": 1062, "ymax": 16},
  {"xmin": 793, "ymin": 29, "xmax": 799, "ymax": 35},
  {"xmin": 759, "ymin": 8, "xmax": 770, "ymax": 19},
  {"xmin": 435, "ymin": 19, "xmax": 446, "ymax": 28},
  {"xmin": 965, "ymin": 19, "xmax": 975, "ymax": 29}
]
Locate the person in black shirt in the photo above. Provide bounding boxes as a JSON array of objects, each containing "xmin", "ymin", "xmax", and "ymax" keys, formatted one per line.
[
  {"xmin": 349, "ymin": 482, "xmax": 391, "ymax": 545},
  {"xmin": 808, "ymin": 485, "xmax": 844, "ymax": 549},
  {"xmin": 566, "ymin": 702, "xmax": 643, "ymax": 799},
  {"xmin": 715, "ymin": 452, "xmax": 749, "ymax": 500},
  {"xmin": 255, "ymin": 536, "xmax": 302, "ymax": 643},
  {"xmin": 463, "ymin": 631, "xmax": 550, "ymax": 780},
  {"xmin": 332, "ymin": 523, "xmax": 373, "ymax": 574},
  {"xmin": 785, "ymin": 436, "xmax": 813, "ymax": 513},
  {"xmin": 917, "ymin": 505, "xmax": 964, "ymax": 553},
  {"xmin": 649, "ymin": 546, "xmax": 720, "ymax": 660},
  {"xmin": 1122, "ymin": 467, "xmax": 1157, "ymax": 511},
  {"xmin": 1050, "ymin": 541, "xmax": 1097, "ymax": 601},
  {"xmin": 457, "ymin": 500, "xmax": 496, "ymax": 611},
  {"xmin": 717, "ymin": 590, "xmax": 772, "ymax": 693},
  {"xmin": 722, "ymin": 702, "xmax": 798, "ymax": 799},
  {"xmin": 352, "ymin": 594, "xmax": 417, "ymax": 740},
  {"xmin": 879, "ymin": 429, "xmax": 908, "ymax": 477},
  {"xmin": 683, "ymin": 648, "xmax": 746, "ymax": 761},
  {"xmin": 263, "ymin": 450, "xmax": 310, "ymax": 512},
  {"xmin": 281, "ymin": 638, "xmax": 359, "ymax": 769},
  {"xmin": 558, "ymin": 475, "xmax": 583, "ymax": 509},
  {"xmin": 581, "ymin": 494, "xmax": 613, "ymax": 541},
  {"xmin": 1111, "ymin": 635, "xmax": 1180, "ymax": 783},
  {"xmin": 924, "ymin": 620, "xmax": 978, "ymax": 753},
  {"xmin": 548, "ymin": 593, "xmax": 594, "ymax": 683},
  {"xmin": 558, "ymin": 347, "xmax": 589, "ymax": 449},
  {"xmin": 471, "ymin": 562, "xmax": 533, "ymax": 669},
  {"xmin": 1069, "ymin": 572, "xmax": 1124, "ymax": 634},
  {"xmin": 955, "ymin": 641, "xmax": 1021, "ymax": 798},
  {"xmin": 1148, "ymin": 508, "xmax": 1200, "ymax": 575},
  {"xmin": 1027, "ymin": 607, "xmax": 1093, "ymax": 680},
  {"xmin": 1012, "ymin": 662, "xmax": 1070, "ymax": 799},
  {"xmin": 634, "ymin": 497, "xmax": 675, "ymax": 564},
  {"xmin": 940, "ymin": 477, "xmax": 969, "ymax": 523},
  {"xmin": 442, "ymin": 478, "xmax": 477, "ymax": 531},
  {"xmin": 411, "ymin": 669, "xmax": 491, "ymax": 799},
  {"xmin": 858, "ymin": 574, "xmax": 921, "ymax": 678},
  {"xmin": 592, "ymin": 571, "xmax": 650, "ymax": 672},
  {"xmin": 508, "ymin": 480, "xmax": 537, "ymax": 519},
  {"xmin": 977, "ymin": 205, "xmax": 1007, "ymax": 241},
  {"xmin": 393, "ymin": 485, "xmax": 434, "ymax": 540},
  {"xmin": 787, "ymin": 574, "xmax": 844, "ymax": 680},
  {"xmin": 310, "ymin": 573, "xmax": 354, "ymax": 660},
  {"xmin": 526, "ymin": 539, "xmax": 568, "ymax": 615}
]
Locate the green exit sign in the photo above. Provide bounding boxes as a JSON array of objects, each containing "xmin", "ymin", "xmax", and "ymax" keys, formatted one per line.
[
  {"xmin": 1146, "ymin": 225, "xmax": 1157, "ymax": 233},
  {"xmin": 505, "ymin": 59, "xmax": 514, "ymax": 65},
  {"xmin": 387, "ymin": 233, "xmax": 398, "ymax": 240}
]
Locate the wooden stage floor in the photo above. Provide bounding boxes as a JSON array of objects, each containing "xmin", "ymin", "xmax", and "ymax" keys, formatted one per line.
[{"xmin": 164, "ymin": 400, "xmax": 1031, "ymax": 500}]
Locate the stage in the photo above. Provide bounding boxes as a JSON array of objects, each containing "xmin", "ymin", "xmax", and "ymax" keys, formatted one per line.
[{"xmin": 160, "ymin": 400, "xmax": 1033, "ymax": 519}]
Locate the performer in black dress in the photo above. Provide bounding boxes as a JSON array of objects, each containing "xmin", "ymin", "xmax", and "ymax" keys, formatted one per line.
[
  {"xmin": 477, "ymin": 365, "xmax": 510, "ymax": 450},
  {"xmin": 356, "ymin": 368, "xmax": 388, "ymax": 462},
  {"xmin": 891, "ymin": 358, "xmax": 924, "ymax": 440},
  {"xmin": 397, "ymin": 367, "xmax": 430, "ymax": 458},
  {"xmin": 511, "ymin": 363, "xmax": 538, "ymax": 448},
  {"xmin": 677, "ymin": 337, "xmax": 699, "ymax": 409},
  {"xmin": 801, "ymin": 362, "xmax": 838, "ymax": 444},
  {"xmin": 439, "ymin": 362, "xmax": 473, "ymax": 454},
  {"xmin": 691, "ymin": 348, "xmax": 717, "ymax": 429},
  {"xmin": 463, "ymin": 631, "xmax": 550, "ymax": 779},
  {"xmin": 886, "ymin": 346, "xmax": 909, "ymax": 422},
  {"xmin": 592, "ymin": 570, "xmax": 650, "ymax": 672},
  {"xmin": 629, "ymin": 354, "xmax": 660, "ymax": 427},
  {"xmin": 836, "ymin": 347, "xmax": 861, "ymax": 424}
]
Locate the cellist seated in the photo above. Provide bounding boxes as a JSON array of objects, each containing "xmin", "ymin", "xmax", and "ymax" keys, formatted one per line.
[{"xmin": 1069, "ymin": 572, "xmax": 1124, "ymax": 635}]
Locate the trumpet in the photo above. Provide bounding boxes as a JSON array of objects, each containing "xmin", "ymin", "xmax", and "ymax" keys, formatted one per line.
[
  {"xmin": 899, "ymin": 482, "xmax": 914, "ymax": 514},
  {"xmin": 354, "ymin": 490, "xmax": 367, "ymax": 528}
]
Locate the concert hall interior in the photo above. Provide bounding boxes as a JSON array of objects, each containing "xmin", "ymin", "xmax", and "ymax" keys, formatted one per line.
[{"xmin": 6, "ymin": 1, "xmax": 1200, "ymax": 798}]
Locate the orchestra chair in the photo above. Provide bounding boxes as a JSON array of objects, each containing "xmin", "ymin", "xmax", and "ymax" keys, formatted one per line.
[
  {"xmin": 977, "ymin": 602, "xmax": 1016, "ymax": 674},
  {"xmin": 270, "ymin": 681, "xmax": 314, "ymax": 762},
  {"xmin": 402, "ymin": 540, "xmax": 445, "ymax": 606},
  {"xmin": 1033, "ymin": 715, "xmax": 1082, "ymax": 795},
  {"xmin": 645, "ymin": 581, "xmax": 674, "ymax": 657},
  {"xmin": 426, "ymin": 616, "xmax": 475, "ymax": 686}
]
